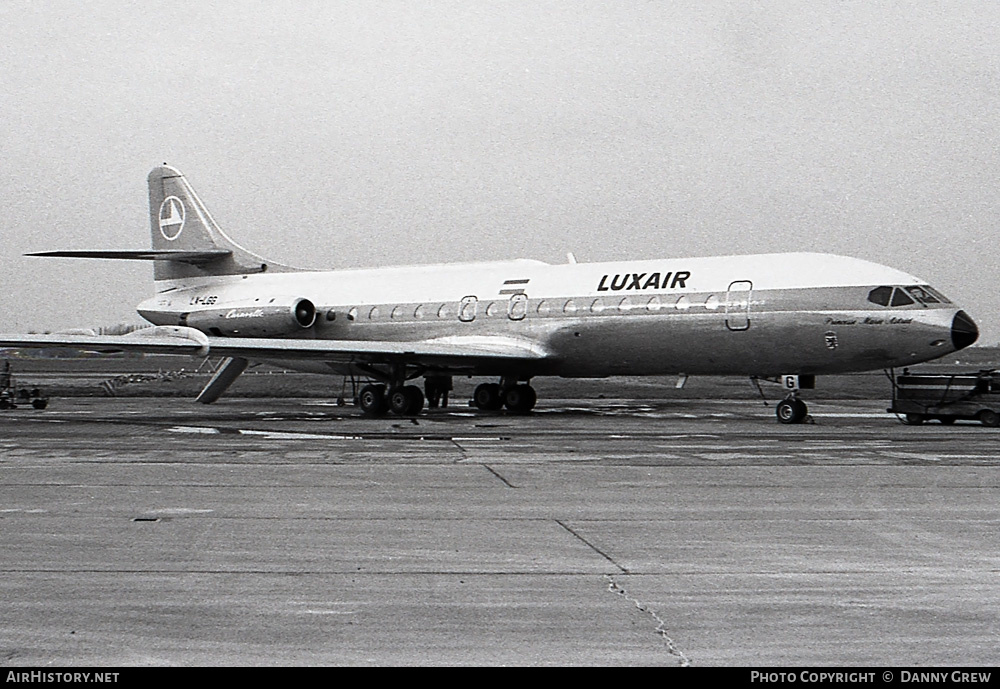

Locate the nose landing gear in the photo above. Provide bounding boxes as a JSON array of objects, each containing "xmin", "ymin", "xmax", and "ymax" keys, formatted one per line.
[
  {"xmin": 775, "ymin": 396, "xmax": 809, "ymax": 424},
  {"xmin": 752, "ymin": 375, "xmax": 814, "ymax": 424}
]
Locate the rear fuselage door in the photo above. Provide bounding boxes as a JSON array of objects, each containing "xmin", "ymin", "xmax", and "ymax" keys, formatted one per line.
[{"xmin": 725, "ymin": 280, "xmax": 752, "ymax": 331}]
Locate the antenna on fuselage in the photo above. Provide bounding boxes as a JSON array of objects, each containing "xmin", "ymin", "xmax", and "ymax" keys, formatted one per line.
[{"xmin": 566, "ymin": 252, "xmax": 578, "ymax": 264}]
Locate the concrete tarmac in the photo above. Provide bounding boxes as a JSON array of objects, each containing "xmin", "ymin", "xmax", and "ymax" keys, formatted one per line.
[{"xmin": 1, "ymin": 397, "xmax": 998, "ymax": 666}]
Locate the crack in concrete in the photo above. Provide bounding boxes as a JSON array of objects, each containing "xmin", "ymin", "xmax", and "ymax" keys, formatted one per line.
[
  {"xmin": 606, "ymin": 575, "xmax": 691, "ymax": 667},
  {"xmin": 556, "ymin": 520, "xmax": 626, "ymax": 573},
  {"xmin": 449, "ymin": 439, "xmax": 469, "ymax": 463},
  {"xmin": 482, "ymin": 464, "xmax": 515, "ymax": 488}
]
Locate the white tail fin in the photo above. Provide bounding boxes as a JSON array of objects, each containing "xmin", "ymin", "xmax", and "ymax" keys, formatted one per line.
[{"xmin": 148, "ymin": 166, "xmax": 291, "ymax": 280}]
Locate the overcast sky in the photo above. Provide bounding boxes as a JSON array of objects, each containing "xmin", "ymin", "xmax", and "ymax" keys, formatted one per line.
[{"xmin": 2, "ymin": 1, "xmax": 999, "ymax": 343}]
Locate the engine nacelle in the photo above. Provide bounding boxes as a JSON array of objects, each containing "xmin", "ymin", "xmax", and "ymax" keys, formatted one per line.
[{"xmin": 183, "ymin": 297, "xmax": 316, "ymax": 337}]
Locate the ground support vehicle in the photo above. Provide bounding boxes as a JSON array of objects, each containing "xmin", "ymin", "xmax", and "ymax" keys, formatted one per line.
[
  {"xmin": 0, "ymin": 362, "xmax": 48, "ymax": 410},
  {"xmin": 889, "ymin": 370, "xmax": 1000, "ymax": 426}
]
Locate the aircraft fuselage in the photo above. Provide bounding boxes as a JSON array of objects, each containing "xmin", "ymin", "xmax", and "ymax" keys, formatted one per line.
[{"xmin": 137, "ymin": 251, "xmax": 971, "ymax": 380}]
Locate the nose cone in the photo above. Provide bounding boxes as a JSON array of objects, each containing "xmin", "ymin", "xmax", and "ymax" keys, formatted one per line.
[{"xmin": 951, "ymin": 310, "xmax": 979, "ymax": 351}]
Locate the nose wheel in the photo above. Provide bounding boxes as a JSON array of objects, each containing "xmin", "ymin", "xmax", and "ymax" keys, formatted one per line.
[{"xmin": 775, "ymin": 397, "xmax": 808, "ymax": 424}]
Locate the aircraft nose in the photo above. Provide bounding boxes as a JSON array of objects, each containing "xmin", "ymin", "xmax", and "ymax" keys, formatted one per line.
[{"xmin": 951, "ymin": 310, "xmax": 979, "ymax": 351}]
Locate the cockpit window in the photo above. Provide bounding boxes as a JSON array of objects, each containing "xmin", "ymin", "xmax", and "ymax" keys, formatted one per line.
[
  {"xmin": 921, "ymin": 285, "xmax": 951, "ymax": 304},
  {"xmin": 905, "ymin": 286, "xmax": 939, "ymax": 305},
  {"xmin": 891, "ymin": 288, "xmax": 914, "ymax": 306},
  {"xmin": 867, "ymin": 286, "xmax": 892, "ymax": 306}
]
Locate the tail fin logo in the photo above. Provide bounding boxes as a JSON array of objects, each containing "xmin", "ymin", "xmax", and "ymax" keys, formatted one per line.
[{"xmin": 158, "ymin": 196, "xmax": 186, "ymax": 241}]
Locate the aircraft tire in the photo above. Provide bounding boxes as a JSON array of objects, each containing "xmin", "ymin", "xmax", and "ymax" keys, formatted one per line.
[
  {"xmin": 504, "ymin": 384, "xmax": 537, "ymax": 414},
  {"xmin": 404, "ymin": 385, "xmax": 425, "ymax": 415},
  {"xmin": 977, "ymin": 410, "xmax": 1000, "ymax": 427},
  {"xmin": 938, "ymin": 416, "xmax": 956, "ymax": 425},
  {"xmin": 902, "ymin": 413, "xmax": 925, "ymax": 426},
  {"xmin": 359, "ymin": 384, "xmax": 388, "ymax": 417},
  {"xmin": 473, "ymin": 383, "xmax": 504, "ymax": 411},
  {"xmin": 389, "ymin": 385, "xmax": 425, "ymax": 416},
  {"xmin": 775, "ymin": 399, "xmax": 807, "ymax": 424}
]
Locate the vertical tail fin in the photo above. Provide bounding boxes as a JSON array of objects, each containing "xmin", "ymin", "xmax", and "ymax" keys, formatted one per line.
[{"xmin": 148, "ymin": 166, "xmax": 289, "ymax": 280}]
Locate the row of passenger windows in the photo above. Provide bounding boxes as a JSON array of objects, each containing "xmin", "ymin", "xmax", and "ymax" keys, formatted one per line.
[
  {"xmin": 332, "ymin": 294, "xmax": 738, "ymax": 322},
  {"xmin": 867, "ymin": 285, "xmax": 950, "ymax": 308}
]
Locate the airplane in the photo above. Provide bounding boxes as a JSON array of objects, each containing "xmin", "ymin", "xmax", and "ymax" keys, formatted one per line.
[{"xmin": 0, "ymin": 165, "xmax": 980, "ymax": 423}]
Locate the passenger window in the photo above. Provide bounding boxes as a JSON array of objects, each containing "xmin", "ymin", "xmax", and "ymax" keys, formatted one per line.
[
  {"xmin": 537, "ymin": 300, "xmax": 555, "ymax": 316},
  {"xmin": 676, "ymin": 295, "xmax": 691, "ymax": 311},
  {"xmin": 413, "ymin": 304, "xmax": 425, "ymax": 319},
  {"xmin": 590, "ymin": 298, "xmax": 605, "ymax": 313},
  {"xmin": 348, "ymin": 307, "xmax": 358, "ymax": 321},
  {"xmin": 436, "ymin": 303, "xmax": 452, "ymax": 319},
  {"xmin": 563, "ymin": 299, "xmax": 578, "ymax": 314},
  {"xmin": 867, "ymin": 286, "xmax": 892, "ymax": 306},
  {"xmin": 368, "ymin": 306, "xmax": 380, "ymax": 320},
  {"xmin": 618, "ymin": 297, "xmax": 636, "ymax": 312},
  {"xmin": 485, "ymin": 301, "xmax": 500, "ymax": 317},
  {"xmin": 646, "ymin": 296, "xmax": 661, "ymax": 311},
  {"xmin": 704, "ymin": 294, "xmax": 720, "ymax": 311},
  {"xmin": 890, "ymin": 289, "xmax": 914, "ymax": 307},
  {"xmin": 391, "ymin": 305, "xmax": 406, "ymax": 319}
]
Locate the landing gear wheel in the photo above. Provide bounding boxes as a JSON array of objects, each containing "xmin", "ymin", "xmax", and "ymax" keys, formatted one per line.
[
  {"xmin": 775, "ymin": 398, "xmax": 807, "ymax": 424},
  {"xmin": 473, "ymin": 383, "xmax": 504, "ymax": 411},
  {"xmin": 938, "ymin": 417, "xmax": 956, "ymax": 425},
  {"xmin": 977, "ymin": 410, "xmax": 1000, "ymax": 427},
  {"xmin": 902, "ymin": 413, "xmax": 926, "ymax": 426},
  {"xmin": 503, "ymin": 384, "xmax": 537, "ymax": 414},
  {"xmin": 358, "ymin": 384, "xmax": 387, "ymax": 417},
  {"xmin": 389, "ymin": 385, "xmax": 424, "ymax": 416}
]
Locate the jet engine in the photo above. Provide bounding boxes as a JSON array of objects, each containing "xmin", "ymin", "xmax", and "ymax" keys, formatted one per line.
[{"xmin": 183, "ymin": 297, "xmax": 317, "ymax": 337}]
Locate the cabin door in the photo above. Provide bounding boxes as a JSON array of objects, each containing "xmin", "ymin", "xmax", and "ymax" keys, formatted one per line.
[{"xmin": 724, "ymin": 280, "xmax": 752, "ymax": 331}]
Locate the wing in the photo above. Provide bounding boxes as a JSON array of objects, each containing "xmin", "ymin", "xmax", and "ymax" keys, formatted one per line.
[{"xmin": 0, "ymin": 327, "xmax": 551, "ymax": 369}]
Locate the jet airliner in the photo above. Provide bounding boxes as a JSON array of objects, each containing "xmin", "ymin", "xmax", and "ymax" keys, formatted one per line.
[{"xmin": 0, "ymin": 166, "xmax": 979, "ymax": 423}]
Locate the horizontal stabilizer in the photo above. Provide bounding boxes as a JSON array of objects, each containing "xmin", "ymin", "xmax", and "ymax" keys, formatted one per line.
[{"xmin": 27, "ymin": 250, "xmax": 232, "ymax": 264}]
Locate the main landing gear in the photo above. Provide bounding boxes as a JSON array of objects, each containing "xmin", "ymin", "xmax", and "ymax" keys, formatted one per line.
[
  {"xmin": 473, "ymin": 380, "xmax": 537, "ymax": 414},
  {"xmin": 358, "ymin": 377, "xmax": 537, "ymax": 417},
  {"xmin": 358, "ymin": 383, "xmax": 425, "ymax": 417}
]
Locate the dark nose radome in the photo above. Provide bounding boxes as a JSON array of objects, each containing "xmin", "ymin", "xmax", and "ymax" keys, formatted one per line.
[{"xmin": 951, "ymin": 310, "xmax": 979, "ymax": 350}]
